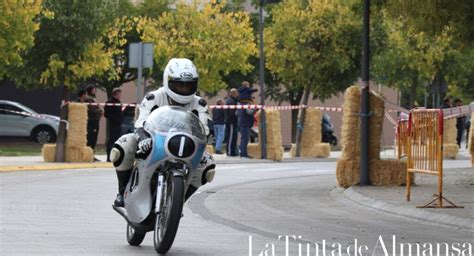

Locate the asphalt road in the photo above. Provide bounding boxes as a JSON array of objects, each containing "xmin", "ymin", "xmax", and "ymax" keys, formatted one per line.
[{"xmin": 1, "ymin": 161, "xmax": 472, "ymax": 256}]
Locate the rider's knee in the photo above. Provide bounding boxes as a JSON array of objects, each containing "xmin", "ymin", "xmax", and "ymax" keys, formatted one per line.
[{"xmin": 113, "ymin": 134, "xmax": 137, "ymax": 171}]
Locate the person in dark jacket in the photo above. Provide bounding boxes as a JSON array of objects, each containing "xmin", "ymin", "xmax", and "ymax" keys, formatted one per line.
[
  {"xmin": 237, "ymin": 81, "xmax": 257, "ymax": 103},
  {"xmin": 454, "ymin": 99, "xmax": 466, "ymax": 147},
  {"xmin": 225, "ymin": 89, "xmax": 239, "ymax": 156},
  {"xmin": 212, "ymin": 99, "xmax": 225, "ymax": 154},
  {"xmin": 238, "ymin": 101, "xmax": 255, "ymax": 158},
  {"xmin": 104, "ymin": 88, "xmax": 124, "ymax": 161},
  {"xmin": 85, "ymin": 85, "xmax": 103, "ymax": 154}
]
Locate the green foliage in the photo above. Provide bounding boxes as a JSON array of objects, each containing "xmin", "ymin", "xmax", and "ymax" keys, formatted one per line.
[
  {"xmin": 0, "ymin": 0, "xmax": 42, "ymax": 77},
  {"xmin": 141, "ymin": 1, "xmax": 257, "ymax": 93},
  {"xmin": 265, "ymin": 0, "xmax": 361, "ymax": 100},
  {"xmin": 8, "ymin": 0, "xmax": 118, "ymax": 89}
]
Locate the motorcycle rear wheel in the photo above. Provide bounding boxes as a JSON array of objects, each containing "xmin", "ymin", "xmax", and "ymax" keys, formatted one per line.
[
  {"xmin": 154, "ymin": 175, "xmax": 184, "ymax": 254},
  {"xmin": 126, "ymin": 223, "xmax": 146, "ymax": 246}
]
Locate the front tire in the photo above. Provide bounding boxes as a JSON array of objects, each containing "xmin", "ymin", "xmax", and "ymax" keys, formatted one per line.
[
  {"xmin": 154, "ymin": 175, "xmax": 184, "ymax": 254},
  {"xmin": 126, "ymin": 223, "xmax": 146, "ymax": 246},
  {"xmin": 32, "ymin": 126, "xmax": 56, "ymax": 144}
]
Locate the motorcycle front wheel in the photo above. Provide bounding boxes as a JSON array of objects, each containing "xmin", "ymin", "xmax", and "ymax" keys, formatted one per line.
[{"xmin": 154, "ymin": 175, "xmax": 184, "ymax": 254}]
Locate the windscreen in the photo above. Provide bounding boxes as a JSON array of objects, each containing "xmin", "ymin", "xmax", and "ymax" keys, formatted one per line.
[{"xmin": 144, "ymin": 106, "xmax": 206, "ymax": 141}]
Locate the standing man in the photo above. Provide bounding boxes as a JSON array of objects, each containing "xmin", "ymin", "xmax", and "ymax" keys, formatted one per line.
[
  {"xmin": 104, "ymin": 88, "xmax": 124, "ymax": 162},
  {"xmin": 454, "ymin": 98, "xmax": 466, "ymax": 147},
  {"xmin": 212, "ymin": 99, "xmax": 225, "ymax": 154},
  {"xmin": 85, "ymin": 85, "xmax": 103, "ymax": 159},
  {"xmin": 225, "ymin": 89, "xmax": 239, "ymax": 157},
  {"xmin": 77, "ymin": 89, "xmax": 87, "ymax": 102},
  {"xmin": 238, "ymin": 101, "xmax": 255, "ymax": 158}
]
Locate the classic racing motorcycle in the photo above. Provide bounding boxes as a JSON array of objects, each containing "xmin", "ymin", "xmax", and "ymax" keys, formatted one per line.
[{"xmin": 112, "ymin": 106, "xmax": 207, "ymax": 254}]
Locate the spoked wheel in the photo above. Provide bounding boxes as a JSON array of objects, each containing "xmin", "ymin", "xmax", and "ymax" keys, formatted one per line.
[
  {"xmin": 154, "ymin": 175, "xmax": 184, "ymax": 254},
  {"xmin": 126, "ymin": 223, "xmax": 146, "ymax": 246}
]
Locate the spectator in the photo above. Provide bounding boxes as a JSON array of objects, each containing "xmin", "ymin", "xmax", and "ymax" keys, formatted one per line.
[
  {"xmin": 441, "ymin": 97, "xmax": 452, "ymax": 109},
  {"xmin": 466, "ymin": 118, "xmax": 471, "ymax": 149},
  {"xmin": 225, "ymin": 89, "xmax": 239, "ymax": 156},
  {"xmin": 238, "ymin": 101, "xmax": 255, "ymax": 158},
  {"xmin": 77, "ymin": 89, "xmax": 87, "ymax": 102},
  {"xmin": 85, "ymin": 85, "xmax": 103, "ymax": 160},
  {"xmin": 237, "ymin": 81, "xmax": 257, "ymax": 104},
  {"xmin": 104, "ymin": 88, "xmax": 124, "ymax": 162},
  {"xmin": 212, "ymin": 99, "xmax": 225, "ymax": 154},
  {"xmin": 454, "ymin": 99, "xmax": 466, "ymax": 147}
]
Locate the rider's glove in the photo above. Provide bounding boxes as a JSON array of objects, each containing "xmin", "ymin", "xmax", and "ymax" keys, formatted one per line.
[{"xmin": 137, "ymin": 138, "xmax": 152, "ymax": 154}]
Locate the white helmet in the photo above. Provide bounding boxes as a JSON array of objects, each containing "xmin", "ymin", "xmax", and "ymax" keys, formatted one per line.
[{"xmin": 163, "ymin": 58, "xmax": 199, "ymax": 104}]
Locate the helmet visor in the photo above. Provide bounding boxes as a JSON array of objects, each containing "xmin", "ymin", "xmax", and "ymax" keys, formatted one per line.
[{"xmin": 168, "ymin": 80, "xmax": 198, "ymax": 96}]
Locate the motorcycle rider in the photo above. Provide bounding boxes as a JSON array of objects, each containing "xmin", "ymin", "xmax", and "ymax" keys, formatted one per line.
[{"xmin": 110, "ymin": 58, "xmax": 216, "ymax": 207}]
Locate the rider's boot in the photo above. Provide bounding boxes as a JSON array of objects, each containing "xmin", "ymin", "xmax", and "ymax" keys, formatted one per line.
[{"xmin": 114, "ymin": 169, "xmax": 132, "ymax": 207}]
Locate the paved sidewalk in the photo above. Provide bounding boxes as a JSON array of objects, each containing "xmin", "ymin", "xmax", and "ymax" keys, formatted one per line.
[{"xmin": 341, "ymin": 167, "xmax": 474, "ymax": 230}]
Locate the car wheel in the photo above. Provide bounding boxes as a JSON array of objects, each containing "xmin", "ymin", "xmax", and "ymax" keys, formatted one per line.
[{"xmin": 32, "ymin": 126, "xmax": 57, "ymax": 144}]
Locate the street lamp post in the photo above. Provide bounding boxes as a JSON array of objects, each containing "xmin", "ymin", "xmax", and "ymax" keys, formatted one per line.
[
  {"xmin": 259, "ymin": 0, "xmax": 267, "ymax": 159},
  {"xmin": 360, "ymin": 0, "xmax": 370, "ymax": 185}
]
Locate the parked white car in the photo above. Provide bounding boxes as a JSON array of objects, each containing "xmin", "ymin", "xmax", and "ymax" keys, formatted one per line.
[{"xmin": 0, "ymin": 100, "xmax": 60, "ymax": 143}]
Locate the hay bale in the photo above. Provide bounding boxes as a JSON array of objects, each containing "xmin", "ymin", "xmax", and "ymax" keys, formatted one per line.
[
  {"xmin": 253, "ymin": 110, "xmax": 283, "ymax": 161},
  {"xmin": 206, "ymin": 145, "xmax": 215, "ymax": 154},
  {"xmin": 370, "ymin": 159, "xmax": 408, "ymax": 186},
  {"xmin": 42, "ymin": 144, "xmax": 57, "ymax": 162},
  {"xmin": 336, "ymin": 159, "xmax": 409, "ymax": 188},
  {"xmin": 300, "ymin": 108, "xmax": 322, "ymax": 147},
  {"xmin": 290, "ymin": 143, "xmax": 330, "ymax": 158},
  {"xmin": 66, "ymin": 103, "xmax": 88, "ymax": 148},
  {"xmin": 340, "ymin": 86, "xmax": 384, "ymax": 161},
  {"xmin": 65, "ymin": 146, "xmax": 93, "ymax": 163},
  {"xmin": 443, "ymin": 143, "xmax": 459, "ymax": 159},
  {"xmin": 247, "ymin": 143, "xmax": 261, "ymax": 159},
  {"xmin": 443, "ymin": 118, "xmax": 457, "ymax": 144},
  {"xmin": 340, "ymin": 86, "xmax": 361, "ymax": 161}
]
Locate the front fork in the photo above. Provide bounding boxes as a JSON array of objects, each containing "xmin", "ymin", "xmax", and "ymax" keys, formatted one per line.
[{"xmin": 155, "ymin": 174, "xmax": 165, "ymax": 214}]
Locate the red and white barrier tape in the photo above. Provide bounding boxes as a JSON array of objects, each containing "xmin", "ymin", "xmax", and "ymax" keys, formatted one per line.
[{"xmin": 442, "ymin": 105, "xmax": 473, "ymax": 120}]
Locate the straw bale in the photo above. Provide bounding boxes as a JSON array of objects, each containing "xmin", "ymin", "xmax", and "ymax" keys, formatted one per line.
[
  {"xmin": 42, "ymin": 144, "xmax": 57, "ymax": 162},
  {"xmin": 340, "ymin": 86, "xmax": 385, "ymax": 161},
  {"xmin": 65, "ymin": 146, "xmax": 94, "ymax": 163},
  {"xmin": 66, "ymin": 103, "xmax": 88, "ymax": 148},
  {"xmin": 340, "ymin": 86, "xmax": 361, "ymax": 160},
  {"xmin": 206, "ymin": 145, "xmax": 215, "ymax": 154},
  {"xmin": 336, "ymin": 159, "xmax": 410, "ymax": 188},
  {"xmin": 370, "ymin": 159, "xmax": 408, "ymax": 186},
  {"xmin": 290, "ymin": 143, "xmax": 330, "ymax": 158},
  {"xmin": 443, "ymin": 143, "xmax": 459, "ymax": 159},
  {"xmin": 253, "ymin": 110, "xmax": 283, "ymax": 161},
  {"xmin": 443, "ymin": 118, "xmax": 457, "ymax": 145},
  {"xmin": 300, "ymin": 108, "xmax": 322, "ymax": 146},
  {"xmin": 247, "ymin": 143, "xmax": 260, "ymax": 159}
]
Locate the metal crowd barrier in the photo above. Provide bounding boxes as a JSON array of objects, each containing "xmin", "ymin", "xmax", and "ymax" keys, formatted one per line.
[
  {"xmin": 396, "ymin": 119, "xmax": 409, "ymax": 159},
  {"xmin": 406, "ymin": 109, "xmax": 462, "ymax": 208}
]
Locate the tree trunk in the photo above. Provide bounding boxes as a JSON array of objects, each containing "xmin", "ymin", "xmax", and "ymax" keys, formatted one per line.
[
  {"xmin": 409, "ymin": 76, "xmax": 417, "ymax": 108},
  {"xmin": 294, "ymin": 85, "xmax": 311, "ymax": 157},
  {"xmin": 289, "ymin": 90, "xmax": 303, "ymax": 143},
  {"xmin": 54, "ymin": 86, "xmax": 69, "ymax": 162}
]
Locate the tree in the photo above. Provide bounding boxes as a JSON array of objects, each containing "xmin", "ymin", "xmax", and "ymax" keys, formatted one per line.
[
  {"xmin": 372, "ymin": 14, "xmax": 465, "ymax": 108},
  {"xmin": 140, "ymin": 1, "xmax": 257, "ymax": 93},
  {"xmin": 0, "ymin": 0, "xmax": 42, "ymax": 77},
  {"xmin": 264, "ymin": 0, "xmax": 361, "ymax": 150},
  {"xmin": 8, "ymin": 0, "xmax": 118, "ymax": 162}
]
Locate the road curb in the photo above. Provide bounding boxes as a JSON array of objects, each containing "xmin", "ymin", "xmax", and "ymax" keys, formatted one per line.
[
  {"xmin": 0, "ymin": 162, "xmax": 113, "ymax": 172},
  {"xmin": 341, "ymin": 187, "xmax": 473, "ymax": 231}
]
